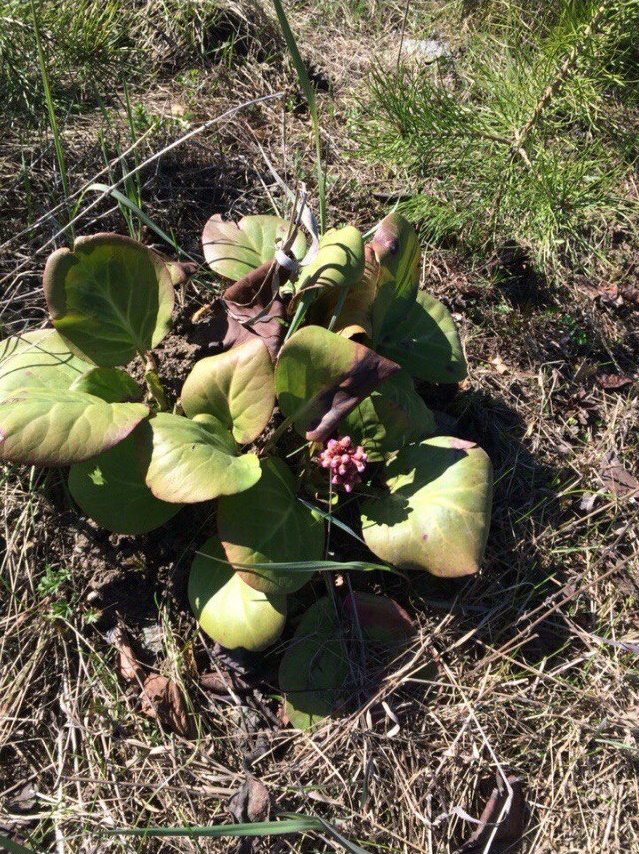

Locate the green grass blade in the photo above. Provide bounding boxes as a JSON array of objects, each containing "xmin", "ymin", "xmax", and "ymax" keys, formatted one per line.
[
  {"xmin": 106, "ymin": 816, "xmax": 322, "ymax": 838},
  {"xmin": 0, "ymin": 835, "xmax": 37, "ymax": 854},
  {"xmin": 30, "ymin": 0, "xmax": 73, "ymax": 244},
  {"xmin": 104, "ymin": 814, "xmax": 372, "ymax": 852},
  {"xmin": 199, "ymin": 551, "xmax": 405, "ymax": 578},
  {"xmin": 297, "ymin": 498, "xmax": 368, "ymax": 546},
  {"xmin": 87, "ymin": 183, "xmax": 196, "ymax": 261},
  {"xmin": 272, "ymin": 0, "xmax": 326, "ymax": 232},
  {"xmin": 313, "ymin": 817, "xmax": 373, "ymax": 854}
]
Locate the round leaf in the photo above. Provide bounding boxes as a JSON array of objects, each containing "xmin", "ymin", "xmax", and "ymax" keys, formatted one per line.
[
  {"xmin": 275, "ymin": 325, "xmax": 400, "ymax": 442},
  {"xmin": 43, "ymin": 233, "xmax": 175, "ymax": 367},
  {"xmin": 278, "ymin": 597, "xmax": 349, "ymax": 729},
  {"xmin": 181, "ymin": 338, "xmax": 275, "ymax": 444},
  {"xmin": 217, "ymin": 457, "xmax": 325, "ymax": 595},
  {"xmin": 139, "ymin": 412, "xmax": 261, "ymax": 504},
  {"xmin": 0, "ymin": 329, "xmax": 89, "ymax": 395},
  {"xmin": 68, "ymin": 429, "xmax": 182, "ymax": 534},
  {"xmin": 361, "ymin": 437, "xmax": 493, "ymax": 577},
  {"xmin": 339, "ymin": 369, "xmax": 436, "ymax": 461},
  {"xmin": 344, "ymin": 591, "xmax": 414, "ymax": 644},
  {"xmin": 202, "ymin": 214, "xmax": 306, "ymax": 282},
  {"xmin": 188, "ymin": 537, "xmax": 287, "ymax": 652},
  {"xmin": 295, "ymin": 225, "xmax": 364, "ymax": 294},
  {"xmin": 0, "ymin": 388, "xmax": 148, "ymax": 466},
  {"xmin": 379, "ymin": 291, "xmax": 467, "ymax": 383},
  {"xmin": 369, "ymin": 213, "xmax": 420, "ymax": 341},
  {"xmin": 69, "ymin": 367, "xmax": 142, "ymax": 403}
]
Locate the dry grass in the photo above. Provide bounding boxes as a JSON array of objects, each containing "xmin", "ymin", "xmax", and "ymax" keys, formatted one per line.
[{"xmin": 1, "ymin": 2, "xmax": 638, "ymax": 852}]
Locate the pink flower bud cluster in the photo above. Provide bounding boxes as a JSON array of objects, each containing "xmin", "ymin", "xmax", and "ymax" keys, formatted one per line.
[{"xmin": 319, "ymin": 436, "xmax": 367, "ymax": 492}]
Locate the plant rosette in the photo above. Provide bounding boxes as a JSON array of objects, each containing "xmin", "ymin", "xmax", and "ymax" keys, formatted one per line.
[{"xmin": 1, "ymin": 211, "xmax": 492, "ymax": 728}]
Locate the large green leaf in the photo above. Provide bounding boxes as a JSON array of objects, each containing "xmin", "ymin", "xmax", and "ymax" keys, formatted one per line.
[
  {"xmin": 339, "ymin": 370, "xmax": 436, "ymax": 462},
  {"xmin": 139, "ymin": 412, "xmax": 261, "ymax": 504},
  {"xmin": 279, "ymin": 597, "xmax": 349, "ymax": 729},
  {"xmin": 69, "ymin": 367, "xmax": 142, "ymax": 403},
  {"xmin": 68, "ymin": 430, "xmax": 182, "ymax": 534},
  {"xmin": 0, "ymin": 388, "xmax": 148, "ymax": 466},
  {"xmin": 0, "ymin": 329, "xmax": 89, "ymax": 395},
  {"xmin": 275, "ymin": 326, "xmax": 400, "ymax": 442},
  {"xmin": 188, "ymin": 537, "xmax": 287, "ymax": 652},
  {"xmin": 181, "ymin": 338, "xmax": 275, "ymax": 445},
  {"xmin": 43, "ymin": 233, "xmax": 174, "ymax": 367},
  {"xmin": 378, "ymin": 291, "xmax": 467, "ymax": 383},
  {"xmin": 369, "ymin": 213, "xmax": 420, "ymax": 342},
  {"xmin": 295, "ymin": 226, "xmax": 364, "ymax": 294},
  {"xmin": 217, "ymin": 457, "xmax": 325, "ymax": 595},
  {"xmin": 361, "ymin": 437, "xmax": 493, "ymax": 577},
  {"xmin": 202, "ymin": 214, "xmax": 306, "ymax": 282}
]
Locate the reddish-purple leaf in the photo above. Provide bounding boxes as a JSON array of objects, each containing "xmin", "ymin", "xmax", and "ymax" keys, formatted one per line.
[
  {"xmin": 276, "ymin": 325, "xmax": 401, "ymax": 442},
  {"xmin": 597, "ymin": 373, "xmax": 633, "ymax": 390},
  {"xmin": 196, "ymin": 261, "xmax": 290, "ymax": 361},
  {"xmin": 344, "ymin": 591, "xmax": 414, "ymax": 643}
]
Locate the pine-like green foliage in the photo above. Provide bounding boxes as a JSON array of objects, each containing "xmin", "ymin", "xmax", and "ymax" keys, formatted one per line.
[
  {"xmin": 0, "ymin": 1, "xmax": 136, "ymax": 126},
  {"xmin": 358, "ymin": 0, "xmax": 639, "ymax": 273}
]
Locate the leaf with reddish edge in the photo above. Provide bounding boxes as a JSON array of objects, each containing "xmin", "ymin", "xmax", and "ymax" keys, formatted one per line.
[
  {"xmin": 181, "ymin": 338, "xmax": 275, "ymax": 444},
  {"xmin": 188, "ymin": 536, "xmax": 287, "ymax": 652},
  {"xmin": 344, "ymin": 591, "xmax": 414, "ymax": 644},
  {"xmin": 138, "ymin": 412, "xmax": 261, "ymax": 504},
  {"xmin": 0, "ymin": 329, "xmax": 90, "ymax": 395},
  {"xmin": 202, "ymin": 214, "xmax": 306, "ymax": 282},
  {"xmin": 275, "ymin": 325, "xmax": 400, "ymax": 442},
  {"xmin": 218, "ymin": 457, "xmax": 325, "ymax": 595},
  {"xmin": 361, "ymin": 436, "xmax": 493, "ymax": 577},
  {"xmin": 43, "ymin": 233, "xmax": 174, "ymax": 367},
  {"xmin": 378, "ymin": 290, "xmax": 468, "ymax": 384},
  {"xmin": 0, "ymin": 388, "xmax": 148, "ymax": 466},
  {"xmin": 369, "ymin": 213, "xmax": 420, "ymax": 342}
]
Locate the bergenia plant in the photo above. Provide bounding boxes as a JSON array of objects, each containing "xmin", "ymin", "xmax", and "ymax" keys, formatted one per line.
[{"xmin": 0, "ymin": 209, "xmax": 492, "ymax": 729}]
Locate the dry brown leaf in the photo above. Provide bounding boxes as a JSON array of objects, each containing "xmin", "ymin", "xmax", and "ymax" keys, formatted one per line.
[
  {"xmin": 222, "ymin": 260, "xmax": 290, "ymax": 360},
  {"xmin": 228, "ymin": 775, "xmax": 270, "ymax": 823},
  {"xmin": 600, "ymin": 452, "xmax": 639, "ymax": 500},
  {"xmin": 578, "ymin": 277, "xmax": 639, "ymax": 310},
  {"xmin": 106, "ymin": 625, "xmax": 145, "ymax": 684},
  {"xmin": 459, "ymin": 774, "xmax": 526, "ymax": 853},
  {"xmin": 200, "ymin": 670, "xmax": 228, "ymax": 693},
  {"xmin": 140, "ymin": 674, "xmax": 192, "ymax": 737},
  {"xmin": 489, "ymin": 355, "xmax": 508, "ymax": 374},
  {"xmin": 597, "ymin": 373, "xmax": 633, "ymax": 390},
  {"xmin": 619, "ymin": 283, "xmax": 639, "ymax": 308}
]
